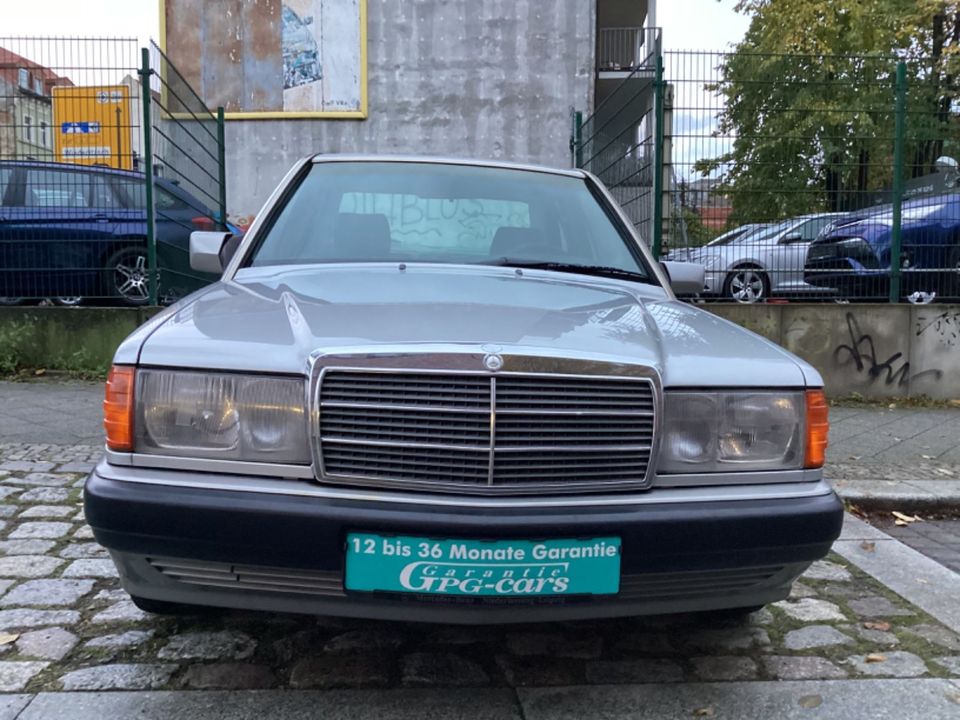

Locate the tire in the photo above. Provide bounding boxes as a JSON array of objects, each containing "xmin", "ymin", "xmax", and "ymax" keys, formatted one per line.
[
  {"xmin": 723, "ymin": 266, "xmax": 771, "ymax": 303},
  {"xmin": 0, "ymin": 297, "xmax": 24, "ymax": 306},
  {"xmin": 129, "ymin": 594, "xmax": 217, "ymax": 616},
  {"xmin": 51, "ymin": 296, "xmax": 83, "ymax": 307},
  {"xmin": 103, "ymin": 246, "xmax": 151, "ymax": 306}
]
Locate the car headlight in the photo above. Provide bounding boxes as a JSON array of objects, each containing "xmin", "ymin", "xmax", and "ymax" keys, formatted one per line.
[
  {"xmin": 135, "ymin": 370, "xmax": 310, "ymax": 464},
  {"xmin": 658, "ymin": 391, "xmax": 810, "ymax": 473}
]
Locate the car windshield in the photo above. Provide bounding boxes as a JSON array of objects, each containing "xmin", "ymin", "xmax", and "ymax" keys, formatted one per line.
[
  {"xmin": 730, "ymin": 219, "xmax": 794, "ymax": 245},
  {"xmin": 246, "ymin": 162, "xmax": 649, "ymax": 278}
]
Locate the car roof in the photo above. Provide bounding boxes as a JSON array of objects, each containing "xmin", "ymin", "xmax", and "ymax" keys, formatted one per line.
[
  {"xmin": 0, "ymin": 159, "xmax": 145, "ymax": 180},
  {"xmin": 308, "ymin": 154, "xmax": 587, "ymax": 179}
]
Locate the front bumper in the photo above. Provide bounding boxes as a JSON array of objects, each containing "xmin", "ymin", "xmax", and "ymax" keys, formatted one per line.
[{"xmin": 85, "ymin": 460, "xmax": 843, "ymax": 623}]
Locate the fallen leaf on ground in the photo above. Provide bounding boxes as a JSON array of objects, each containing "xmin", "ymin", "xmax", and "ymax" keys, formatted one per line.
[
  {"xmin": 921, "ymin": 454, "xmax": 935, "ymax": 459},
  {"xmin": 798, "ymin": 695, "xmax": 823, "ymax": 709},
  {"xmin": 935, "ymin": 468, "xmax": 954, "ymax": 476},
  {"xmin": 692, "ymin": 709, "xmax": 715, "ymax": 718},
  {"xmin": 33, "ymin": 368, "xmax": 45, "ymax": 376},
  {"xmin": 861, "ymin": 541, "xmax": 876, "ymax": 552},
  {"xmin": 0, "ymin": 633, "xmax": 18, "ymax": 645},
  {"xmin": 863, "ymin": 621, "xmax": 891, "ymax": 631},
  {"xmin": 892, "ymin": 511, "xmax": 920, "ymax": 523},
  {"xmin": 895, "ymin": 519, "xmax": 908, "ymax": 526},
  {"xmin": 865, "ymin": 653, "xmax": 887, "ymax": 663}
]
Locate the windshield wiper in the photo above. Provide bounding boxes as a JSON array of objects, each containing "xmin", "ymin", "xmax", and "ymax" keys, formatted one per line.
[{"xmin": 480, "ymin": 258, "xmax": 652, "ymax": 283}]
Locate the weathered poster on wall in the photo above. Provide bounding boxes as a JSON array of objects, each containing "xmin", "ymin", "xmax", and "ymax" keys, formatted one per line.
[{"xmin": 160, "ymin": 0, "xmax": 367, "ymax": 118}]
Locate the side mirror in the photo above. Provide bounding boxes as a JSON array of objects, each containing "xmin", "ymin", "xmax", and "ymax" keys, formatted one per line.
[
  {"xmin": 190, "ymin": 231, "xmax": 232, "ymax": 274},
  {"xmin": 781, "ymin": 231, "xmax": 804, "ymax": 244},
  {"xmin": 660, "ymin": 260, "xmax": 705, "ymax": 295}
]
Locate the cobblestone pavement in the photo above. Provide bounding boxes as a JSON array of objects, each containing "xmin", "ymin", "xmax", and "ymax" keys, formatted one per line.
[{"xmin": 0, "ymin": 446, "xmax": 956, "ymax": 696}]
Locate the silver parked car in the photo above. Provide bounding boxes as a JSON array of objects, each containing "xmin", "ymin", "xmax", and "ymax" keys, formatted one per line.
[
  {"xmin": 85, "ymin": 156, "xmax": 841, "ymax": 624},
  {"xmin": 688, "ymin": 213, "xmax": 846, "ymax": 302}
]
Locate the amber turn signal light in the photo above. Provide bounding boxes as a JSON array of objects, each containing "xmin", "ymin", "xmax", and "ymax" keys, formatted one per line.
[
  {"xmin": 104, "ymin": 365, "xmax": 136, "ymax": 452},
  {"xmin": 804, "ymin": 389, "xmax": 829, "ymax": 469}
]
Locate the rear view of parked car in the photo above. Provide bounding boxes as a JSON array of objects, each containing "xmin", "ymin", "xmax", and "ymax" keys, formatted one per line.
[
  {"xmin": 805, "ymin": 193, "xmax": 960, "ymax": 300},
  {"xmin": 0, "ymin": 161, "xmax": 230, "ymax": 306}
]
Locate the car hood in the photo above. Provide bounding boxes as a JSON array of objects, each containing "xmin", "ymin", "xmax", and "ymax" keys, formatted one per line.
[{"xmin": 133, "ymin": 264, "xmax": 811, "ymax": 387}]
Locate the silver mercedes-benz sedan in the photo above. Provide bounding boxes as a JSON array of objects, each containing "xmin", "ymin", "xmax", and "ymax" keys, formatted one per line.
[{"xmin": 85, "ymin": 156, "xmax": 841, "ymax": 624}]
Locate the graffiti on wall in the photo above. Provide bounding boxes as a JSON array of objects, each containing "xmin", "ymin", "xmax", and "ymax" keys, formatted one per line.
[
  {"xmin": 834, "ymin": 313, "xmax": 943, "ymax": 387},
  {"xmin": 916, "ymin": 310, "xmax": 960, "ymax": 348}
]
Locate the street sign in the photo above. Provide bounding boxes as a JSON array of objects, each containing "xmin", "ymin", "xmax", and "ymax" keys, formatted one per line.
[
  {"xmin": 60, "ymin": 121, "xmax": 102, "ymax": 135},
  {"xmin": 52, "ymin": 85, "xmax": 131, "ymax": 170}
]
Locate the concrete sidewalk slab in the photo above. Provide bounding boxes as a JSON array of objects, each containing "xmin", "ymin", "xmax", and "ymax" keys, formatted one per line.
[
  {"xmin": 16, "ymin": 689, "xmax": 524, "ymax": 719},
  {"xmin": 518, "ymin": 679, "xmax": 960, "ymax": 719},
  {"xmin": 10, "ymin": 681, "xmax": 960, "ymax": 720},
  {"xmin": 835, "ymin": 516, "xmax": 960, "ymax": 634}
]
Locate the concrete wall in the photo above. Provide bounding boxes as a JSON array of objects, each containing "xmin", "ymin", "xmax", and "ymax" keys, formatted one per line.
[
  {"xmin": 709, "ymin": 304, "xmax": 960, "ymax": 400},
  {"xmin": 6, "ymin": 302, "xmax": 953, "ymax": 401},
  {"xmin": 221, "ymin": 0, "xmax": 596, "ymax": 218}
]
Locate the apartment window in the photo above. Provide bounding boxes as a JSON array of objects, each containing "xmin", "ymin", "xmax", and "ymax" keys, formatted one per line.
[
  {"xmin": 23, "ymin": 116, "xmax": 32, "ymax": 143},
  {"xmin": 39, "ymin": 121, "xmax": 48, "ymax": 147},
  {"xmin": 18, "ymin": 68, "xmax": 29, "ymax": 89},
  {"xmin": 33, "ymin": 78, "xmax": 43, "ymax": 95}
]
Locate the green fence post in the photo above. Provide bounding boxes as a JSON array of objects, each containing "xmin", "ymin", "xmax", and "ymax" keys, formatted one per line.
[
  {"xmin": 216, "ymin": 106, "xmax": 228, "ymax": 231},
  {"xmin": 652, "ymin": 53, "xmax": 665, "ymax": 260},
  {"xmin": 889, "ymin": 61, "xmax": 907, "ymax": 304},
  {"xmin": 570, "ymin": 110, "xmax": 583, "ymax": 168},
  {"xmin": 139, "ymin": 47, "xmax": 158, "ymax": 306}
]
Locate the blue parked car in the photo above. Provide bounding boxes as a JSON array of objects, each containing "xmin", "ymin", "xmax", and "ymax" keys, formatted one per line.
[
  {"xmin": 805, "ymin": 192, "xmax": 960, "ymax": 300},
  {"xmin": 0, "ymin": 161, "xmax": 234, "ymax": 306}
]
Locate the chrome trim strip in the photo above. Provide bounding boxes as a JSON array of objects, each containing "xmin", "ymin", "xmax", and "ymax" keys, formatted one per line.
[
  {"xmin": 104, "ymin": 449, "xmax": 315, "ymax": 480},
  {"xmin": 94, "ymin": 459, "xmax": 835, "ymax": 508},
  {"xmin": 308, "ymin": 154, "xmax": 586, "ymax": 179},
  {"xmin": 656, "ymin": 468, "xmax": 822, "ymax": 487},
  {"xmin": 321, "ymin": 437, "xmax": 652, "ymax": 454},
  {"xmin": 102, "ymin": 452, "xmax": 819, "ymax": 490},
  {"xmin": 488, "ymin": 377, "xmax": 497, "ymax": 486}
]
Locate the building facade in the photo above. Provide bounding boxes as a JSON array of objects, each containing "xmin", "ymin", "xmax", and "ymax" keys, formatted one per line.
[
  {"xmin": 162, "ymin": 0, "xmax": 658, "ymax": 220},
  {"xmin": 0, "ymin": 47, "xmax": 72, "ymax": 162}
]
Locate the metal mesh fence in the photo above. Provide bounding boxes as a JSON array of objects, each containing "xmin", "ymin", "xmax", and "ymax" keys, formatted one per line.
[
  {"xmin": 577, "ymin": 48, "xmax": 960, "ymax": 304},
  {"xmin": 669, "ymin": 50, "xmax": 960, "ymax": 304},
  {"xmin": 577, "ymin": 29, "xmax": 661, "ymax": 250},
  {"xmin": 0, "ymin": 37, "xmax": 226, "ymax": 307},
  {"xmin": 144, "ymin": 41, "xmax": 226, "ymax": 305}
]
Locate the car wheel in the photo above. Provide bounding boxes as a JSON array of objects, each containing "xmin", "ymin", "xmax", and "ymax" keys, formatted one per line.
[
  {"xmin": 723, "ymin": 267, "xmax": 770, "ymax": 303},
  {"xmin": 51, "ymin": 296, "xmax": 84, "ymax": 307},
  {"xmin": 129, "ymin": 594, "xmax": 218, "ymax": 616},
  {"xmin": 104, "ymin": 247, "xmax": 151, "ymax": 306}
]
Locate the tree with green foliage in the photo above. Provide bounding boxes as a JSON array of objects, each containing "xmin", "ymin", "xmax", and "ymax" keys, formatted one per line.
[{"xmin": 697, "ymin": 0, "xmax": 960, "ymax": 224}]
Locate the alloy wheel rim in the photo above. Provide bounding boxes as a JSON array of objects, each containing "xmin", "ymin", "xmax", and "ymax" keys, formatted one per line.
[
  {"xmin": 114, "ymin": 254, "xmax": 150, "ymax": 301},
  {"xmin": 730, "ymin": 270, "xmax": 764, "ymax": 303}
]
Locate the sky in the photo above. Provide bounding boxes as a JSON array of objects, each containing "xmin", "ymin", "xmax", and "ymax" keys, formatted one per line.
[{"xmin": 0, "ymin": 0, "xmax": 751, "ymax": 55}]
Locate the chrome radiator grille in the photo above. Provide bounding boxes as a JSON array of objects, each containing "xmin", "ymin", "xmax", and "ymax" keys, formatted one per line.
[{"xmin": 316, "ymin": 369, "xmax": 656, "ymax": 494}]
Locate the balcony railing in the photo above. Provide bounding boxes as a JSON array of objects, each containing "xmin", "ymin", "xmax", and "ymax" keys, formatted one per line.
[{"xmin": 598, "ymin": 27, "xmax": 657, "ymax": 72}]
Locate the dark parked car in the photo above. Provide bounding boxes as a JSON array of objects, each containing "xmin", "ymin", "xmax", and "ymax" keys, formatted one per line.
[
  {"xmin": 805, "ymin": 193, "xmax": 960, "ymax": 300},
  {"xmin": 0, "ymin": 160, "xmax": 233, "ymax": 305}
]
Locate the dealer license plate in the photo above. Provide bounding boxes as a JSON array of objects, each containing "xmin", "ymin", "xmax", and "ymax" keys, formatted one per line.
[{"xmin": 345, "ymin": 533, "xmax": 621, "ymax": 597}]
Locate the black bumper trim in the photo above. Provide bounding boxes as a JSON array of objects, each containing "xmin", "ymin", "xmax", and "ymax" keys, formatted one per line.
[{"xmin": 85, "ymin": 469, "xmax": 844, "ymax": 577}]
